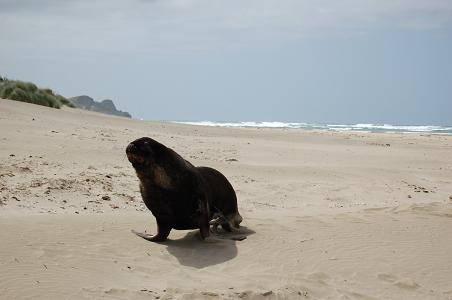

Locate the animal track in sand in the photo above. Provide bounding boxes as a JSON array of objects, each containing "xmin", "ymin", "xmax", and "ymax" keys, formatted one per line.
[
  {"xmin": 398, "ymin": 202, "xmax": 452, "ymax": 218},
  {"xmin": 377, "ymin": 273, "xmax": 397, "ymax": 283},
  {"xmin": 378, "ymin": 273, "xmax": 420, "ymax": 290},
  {"xmin": 395, "ymin": 279, "xmax": 420, "ymax": 290}
]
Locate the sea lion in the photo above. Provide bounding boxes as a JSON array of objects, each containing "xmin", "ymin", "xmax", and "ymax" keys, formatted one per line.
[{"xmin": 126, "ymin": 137, "xmax": 242, "ymax": 242}]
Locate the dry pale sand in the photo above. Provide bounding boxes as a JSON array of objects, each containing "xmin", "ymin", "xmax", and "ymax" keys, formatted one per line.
[{"xmin": 1, "ymin": 98, "xmax": 452, "ymax": 300}]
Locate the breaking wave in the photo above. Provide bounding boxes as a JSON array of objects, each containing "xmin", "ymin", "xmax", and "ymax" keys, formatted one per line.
[{"xmin": 172, "ymin": 121, "xmax": 452, "ymax": 134}]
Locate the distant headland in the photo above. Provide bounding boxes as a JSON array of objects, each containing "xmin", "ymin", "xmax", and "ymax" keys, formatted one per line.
[{"xmin": 69, "ymin": 95, "xmax": 131, "ymax": 118}]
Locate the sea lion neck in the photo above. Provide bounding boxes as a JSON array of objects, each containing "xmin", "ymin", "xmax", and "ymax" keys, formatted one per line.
[{"xmin": 135, "ymin": 164, "xmax": 173, "ymax": 190}]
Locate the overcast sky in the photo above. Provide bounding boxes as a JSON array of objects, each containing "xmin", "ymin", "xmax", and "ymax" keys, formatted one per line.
[{"xmin": 1, "ymin": 0, "xmax": 451, "ymax": 125}]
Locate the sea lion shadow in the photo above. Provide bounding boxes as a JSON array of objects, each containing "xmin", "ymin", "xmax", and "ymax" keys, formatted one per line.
[{"xmin": 165, "ymin": 226, "xmax": 255, "ymax": 269}]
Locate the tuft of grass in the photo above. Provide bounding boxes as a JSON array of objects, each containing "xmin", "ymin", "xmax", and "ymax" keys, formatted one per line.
[
  {"xmin": 0, "ymin": 76, "xmax": 74, "ymax": 109},
  {"xmin": 57, "ymin": 95, "xmax": 75, "ymax": 107}
]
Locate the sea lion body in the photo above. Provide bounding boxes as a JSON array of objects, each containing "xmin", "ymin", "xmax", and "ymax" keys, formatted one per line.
[
  {"xmin": 197, "ymin": 167, "xmax": 242, "ymax": 231},
  {"xmin": 126, "ymin": 137, "xmax": 242, "ymax": 242}
]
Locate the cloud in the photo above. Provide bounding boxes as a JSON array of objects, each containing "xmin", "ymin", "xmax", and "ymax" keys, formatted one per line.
[
  {"xmin": 1, "ymin": 0, "xmax": 451, "ymax": 57},
  {"xmin": 0, "ymin": 0, "xmax": 71, "ymax": 12}
]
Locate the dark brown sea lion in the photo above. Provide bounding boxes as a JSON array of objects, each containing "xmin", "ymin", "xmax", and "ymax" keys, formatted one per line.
[{"xmin": 126, "ymin": 137, "xmax": 242, "ymax": 242}]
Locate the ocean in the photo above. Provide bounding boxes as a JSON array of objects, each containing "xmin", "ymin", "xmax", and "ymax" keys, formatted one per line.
[{"xmin": 172, "ymin": 121, "xmax": 452, "ymax": 134}]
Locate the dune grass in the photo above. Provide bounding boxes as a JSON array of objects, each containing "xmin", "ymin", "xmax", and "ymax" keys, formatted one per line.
[{"xmin": 0, "ymin": 76, "xmax": 74, "ymax": 109}]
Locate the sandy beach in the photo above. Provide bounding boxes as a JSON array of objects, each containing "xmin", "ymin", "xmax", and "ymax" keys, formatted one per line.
[{"xmin": 1, "ymin": 98, "xmax": 452, "ymax": 299}]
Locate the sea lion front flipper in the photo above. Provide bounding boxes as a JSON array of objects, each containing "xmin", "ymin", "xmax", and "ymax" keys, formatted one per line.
[
  {"xmin": 131, "ymin": 224, "xmax": 171, "ymax": 242},
  {"xmin": 131, "ymin": 230, "xmax": 157, "ymax": 241}
]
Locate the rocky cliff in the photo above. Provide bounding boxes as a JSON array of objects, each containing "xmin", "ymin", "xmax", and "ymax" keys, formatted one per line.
[{"xmin": 69, "ymin": 95, "xmax": 131, "ymax": 118}]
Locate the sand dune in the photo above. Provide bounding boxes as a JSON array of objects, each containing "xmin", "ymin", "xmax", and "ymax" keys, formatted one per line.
[{"xmin": 1, "ymin": 99, "xmax": 452, "ymax": 299}]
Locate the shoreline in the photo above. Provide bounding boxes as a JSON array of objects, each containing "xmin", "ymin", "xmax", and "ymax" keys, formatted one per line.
[{"xmin": 168, "ymin": 120, "xmax": 452, "ymax": 135}]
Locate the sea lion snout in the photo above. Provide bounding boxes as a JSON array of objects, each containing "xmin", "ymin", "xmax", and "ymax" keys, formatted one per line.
[
  {"xmin": 126, "ymin": 142, "xmax": 147, "ymax": 165},
  {"xmin": 126, "ymin": 142, "xmax": 136, "ymax": 155}
]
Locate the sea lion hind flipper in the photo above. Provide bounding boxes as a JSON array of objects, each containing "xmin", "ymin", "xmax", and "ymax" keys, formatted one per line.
[
  {"xmin": 209, "ymin": 212, "xmax": 242, "ymax": 233},
  {"xmin": 209, "ymin": 216, "xmax": 222, "ymax": 226},
  {"xmin": 208, "ymin": 232, "xmax": 247, "ymax": 242},
  {"xmin": 228, "ymin": 235, "xmax": 247, "ymax": 241}
]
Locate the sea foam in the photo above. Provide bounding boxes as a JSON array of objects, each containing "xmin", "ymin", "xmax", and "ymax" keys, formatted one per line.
[{"xmin": 173, "ymin": 121, "xmax": 452, "ymax": 134}]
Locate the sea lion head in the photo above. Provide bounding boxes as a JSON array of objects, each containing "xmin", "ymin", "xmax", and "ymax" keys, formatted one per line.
[
  {"xmin": 126, "ymin": 137, "xmax": 173, "ymax": 188},
  {"xmin": 126, "ymin": 137, "xmax": 164, "ymax": 171}
]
